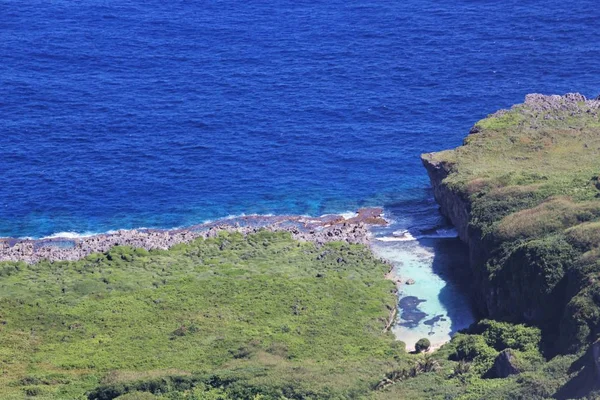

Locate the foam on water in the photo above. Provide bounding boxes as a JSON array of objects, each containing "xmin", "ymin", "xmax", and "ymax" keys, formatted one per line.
[
  {"xmin": 376, "ymin": 232, "xmax": 417, "ymax": 242},
  {"xmin": 338, "ymin": 211, "xmax": 359, "ymax": 220},
  {"xmin": 42, "ymin": 231, "xmax": 99, "ymax": 240}
]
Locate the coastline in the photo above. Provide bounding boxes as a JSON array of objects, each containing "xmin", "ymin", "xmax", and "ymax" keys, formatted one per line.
[
  {"xmin": 1, "ymin": 205, "xmax": 465, "ymax": 352},
  {"xmin": 0, "ymin": 208, "xmax": 387, "ymax": 264}
]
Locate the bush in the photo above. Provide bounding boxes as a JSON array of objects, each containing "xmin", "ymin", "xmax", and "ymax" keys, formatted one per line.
[
  {"xmin": 473, "ymin": 320, "xmax": 541, "ymax": 352},
  {"xmin": 24, "ymin": 386, "xmax": 44, "ymax": 397},
  {"xmin": 448, "ymin": 334, "xmax": 498, "ymax": 373},
  {"xmin": 415, "ymin": 338, "xmax": 431, "ymax": 353},
  {"xmin": 452, "ymin": 360, "xmax": 471, "ymax": 377}
]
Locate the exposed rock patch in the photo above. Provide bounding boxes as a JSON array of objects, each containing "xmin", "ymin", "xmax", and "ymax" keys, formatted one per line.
[
  {"xmin": 0, "ymin": 208, "xmax": 386, "ymax": 263},
  {"xmin": 487, "ymin": 93, "xmax": 600, "ymax": 126},
  {"xmin": 488, "ymin": 349, "xmax": 521, "ymax": 379}
]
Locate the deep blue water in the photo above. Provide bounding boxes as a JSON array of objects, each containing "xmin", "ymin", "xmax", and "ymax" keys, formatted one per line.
[{"xmin": 2, "ymin": 0, "xmax": 599, "ymax": 238}]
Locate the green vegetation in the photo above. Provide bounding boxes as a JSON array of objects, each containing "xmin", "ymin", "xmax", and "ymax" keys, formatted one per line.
[
  {"xmin": 421, "ymin": 96, "xmax": 600, "ymax": 397},
  {"xmin": 415, "ymin": 339, "xmax": 431, "ymax": 354},
  {"xmin": 372, "ymin": 320, "xmax": 589, "ymax": 400},
  {"xmin": 0, "ymin": 231, "xmax": 406, "ymax": 399},
  {"xmin": 1, "ymin": 230, "xmax": 597, "ymax": 398}
]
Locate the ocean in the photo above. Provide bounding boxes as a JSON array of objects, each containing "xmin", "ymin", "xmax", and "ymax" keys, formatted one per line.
[{"xmin": 2, "ymin": 0, "xmax": 599, "ymax": 346}]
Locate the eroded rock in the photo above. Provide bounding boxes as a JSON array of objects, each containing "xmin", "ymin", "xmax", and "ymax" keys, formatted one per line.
[
  {"xmin": 0, "ymin": 208, "xmax": 387, "ymax": 263},
  {"xmin": 488, "ymin": 349, "xmax": 520, "ymax": 378}
]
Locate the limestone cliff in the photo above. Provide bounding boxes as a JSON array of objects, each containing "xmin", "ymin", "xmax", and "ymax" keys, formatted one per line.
[{"xmin": 421, "ymin": 93, "xmax": 600, "ymax": 354}]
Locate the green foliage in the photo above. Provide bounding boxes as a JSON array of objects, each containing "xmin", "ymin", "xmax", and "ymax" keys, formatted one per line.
[
  {"xmin": 496, "ymin": 198, "xmax": 600, "ymax": 241},
  {"xmin": 475, "ymin": 108, "xmax": 526, "ymax": 131},
  {"xmin": 566, "ymin": 221, "xmax": 600, "ymax": 250},
  {"xmin": 449, "ymin": 334, "xmax": 496, "ymax": 362},
  {"xmin": 473, "ymin": 320, "xmax": 541, "ymax": 353},
  {"xmin": 448, "ymin": 334, "xmax": 498, "ymax": 370},
  {"xmin": 115, "ymin": 393, "xmax": 159, "ymax": 400},
  {"xmin": 0, "ymin": 231, "xmax": 403, "ymax": 399},
  {"xmin": 452, "ymin": 360, "xmax": 471, "ymax": 377},
  {"xmin": 468, "ymin": 184, "xmax": 546, "ymax": 235},
  {"xmin": 0, "ymin": 228, "xmax": 594, "ymax": 399},
  {"xmin": 560, "ymin": 288, "xmax": 600, "ymax": 352},
  {"xmin": 415, "ymin": 338, "xmax": 431, "ymax": 353}
]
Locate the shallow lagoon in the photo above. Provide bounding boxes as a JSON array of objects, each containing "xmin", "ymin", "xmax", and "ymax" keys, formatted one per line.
[{"xmin": 371, "ymin": 214, "xmax": 475, "ymax": 350}]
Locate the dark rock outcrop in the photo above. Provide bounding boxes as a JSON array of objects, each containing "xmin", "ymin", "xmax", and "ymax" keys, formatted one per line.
[{"xmin": 488, "ymin": 349, "xmax": 521, "ymax": 378}]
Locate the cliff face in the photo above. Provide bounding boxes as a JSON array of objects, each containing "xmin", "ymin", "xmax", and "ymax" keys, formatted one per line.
[
  {"xmin": 421, "ymin": 93, "xmax": 600, "ymax": 354},
  {"xmin": 421, "ymin": 155, "xmax": 491, "ymax": 316},
  {"xmin": 421, "ymin": 157, "xmax": 470, "ymax": 243},
  {"xmin": 421, "ymin": 155, "xmax": 520, "ymax": 321}
]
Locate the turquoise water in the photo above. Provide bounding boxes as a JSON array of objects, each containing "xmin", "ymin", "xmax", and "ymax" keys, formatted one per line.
[{"xmin": 371, "ymin": 206, "xmax": 475, "ymax": 349}]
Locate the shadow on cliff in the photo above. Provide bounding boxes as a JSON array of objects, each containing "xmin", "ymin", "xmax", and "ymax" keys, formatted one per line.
[
  {"xmin": 554, "ymin": 348, "xmax": 598, "ymax": 399},
  {"xmin": 417, "ymin": 236, "xmax": 478, "ymax": 337}
]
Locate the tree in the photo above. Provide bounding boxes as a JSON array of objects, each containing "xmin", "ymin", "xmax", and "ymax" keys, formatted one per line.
[{"xmin": 415, "ymin": 338, "xmax": 431, "ymax": 353}]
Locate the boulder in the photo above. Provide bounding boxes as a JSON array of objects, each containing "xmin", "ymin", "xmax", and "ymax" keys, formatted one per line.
[{"xmin": 489, "ymin": 349, "xmax": 520, "ymax": 378}]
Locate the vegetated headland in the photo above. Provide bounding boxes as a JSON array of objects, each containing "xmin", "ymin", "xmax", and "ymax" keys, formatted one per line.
[
  {"xmin": 3, "ymin": 93, "xmax": 600, "ymax": 399},
  {"xmin": 421, "ymin": 93, "xmax": 600, "ymax": 397}
]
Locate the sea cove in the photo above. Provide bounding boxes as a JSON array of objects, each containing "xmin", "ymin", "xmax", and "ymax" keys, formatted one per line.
[
  {"xmin": 3, "ymin": 0, "xmax": 600, "ymax": 398},
  {"xmin": 371, "ymin": 233, "xmax": 475, "ymax": 350},
  {"xmin": 0, "ymin": 206, "xmax": 477, "ymax": 351}
]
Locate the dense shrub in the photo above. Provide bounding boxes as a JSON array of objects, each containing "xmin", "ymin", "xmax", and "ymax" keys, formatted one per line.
[
  {"xmin": 473, "ymin": 320, "xmax": 541, "ymax": 352},
  {"xmin": 469, "ymin": 185, "xmax": 545, "ymax": 233},
  {"xmin": 415, "ymin": 338, "xmax": 431, "ymax": 353},
  {"xmin": 448, "ymin": 334, "xmax": 498, "ymax": 369},
  {"xmin": 559, "ymin": 288, "xmax": 600, "ymax": 352},
  {"xmin": 23, "ymin": 386, "xmax": 45, "ymax": 397},
  {"xmin": 115, "ymin": 393, "xmax": 159, "ymax": 400}
]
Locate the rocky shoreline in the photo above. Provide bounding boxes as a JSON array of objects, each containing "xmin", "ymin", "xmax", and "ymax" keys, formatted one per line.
[{"xmin": 0, "ymin": 208, "xmax": 387, "ymax": 264}]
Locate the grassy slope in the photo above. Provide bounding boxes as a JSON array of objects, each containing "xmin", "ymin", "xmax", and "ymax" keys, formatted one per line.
[
  {"xmin": 0, "ymin": 230, "xmax": 591, "ymax": 399},
  {"xmin": 429, "ymin": 103, "xmax": 600, "ymax": 206},
  {"xmin": 1, "ymin": 231, "xmax": 408, "ymax": 399}
]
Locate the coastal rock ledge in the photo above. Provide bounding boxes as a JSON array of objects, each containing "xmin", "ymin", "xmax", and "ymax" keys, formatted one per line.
[
  {"xmin": 422, "ymin": 93, "xmax": 600, "ymax": 355},
  {"xmin": 0, "ymin": 208, "xmax": 386, "ymax": 264}
]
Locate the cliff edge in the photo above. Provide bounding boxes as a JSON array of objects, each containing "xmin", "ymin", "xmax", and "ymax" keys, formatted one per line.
[{"xmin": 422, "ymin": 93, "xmax": 600, "ymax": 354}]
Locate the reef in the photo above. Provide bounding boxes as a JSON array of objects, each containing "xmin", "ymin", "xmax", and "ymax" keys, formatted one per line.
[{"xmin": 0, "ymin": 208, "xmax": 386, "ymax": 263}]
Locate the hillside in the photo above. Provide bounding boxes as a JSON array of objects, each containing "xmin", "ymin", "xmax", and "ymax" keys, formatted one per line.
[
  {"xmin": 0, "ymin": 231, "xmax": 406, "ymax": 399},
  {"xmin": 0, "ymin": 230, "xmax": 579, "ymax": 400}
]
